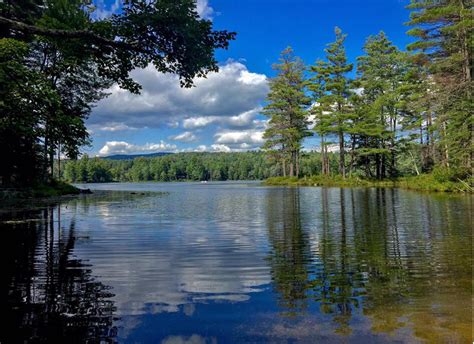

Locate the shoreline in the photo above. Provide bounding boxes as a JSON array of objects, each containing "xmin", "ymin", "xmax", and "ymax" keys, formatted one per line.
[{"xmin": 263, "ymin": 175, "xmax": 473, "ymax": 193}]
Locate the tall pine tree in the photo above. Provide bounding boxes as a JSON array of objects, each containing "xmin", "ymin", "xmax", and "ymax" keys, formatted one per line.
[
  {"xmin": 263, "ymin": 47, "xmax": 311, "ymax": 177},
  {"xmin": 309, "ymin": 27, "xmax": 353, "ymax": 178}
]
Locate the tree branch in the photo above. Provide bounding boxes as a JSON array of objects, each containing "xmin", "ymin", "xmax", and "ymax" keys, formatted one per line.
[{"xmin": 0, "ymin": 16, "xmax": 138, "ymax": 51}]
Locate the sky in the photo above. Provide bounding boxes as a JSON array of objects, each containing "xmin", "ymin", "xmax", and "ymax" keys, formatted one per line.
[{"xmin": 87, "ymin": 0, "xmax": 413, "ymax": 157}]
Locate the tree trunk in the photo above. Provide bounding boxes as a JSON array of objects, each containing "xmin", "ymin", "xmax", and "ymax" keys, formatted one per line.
[
  {"xmin": 338, "ymin": 130, "xmax": 345, "ymax": 178},
  {"xmin": 289, "ymin": 151, "xmax": 294, "ymax": 177},
  {"xmin": 44, "ymin": 134, "xmax": 49, "ymax": 181},
  {"xmin": 349, "ymin": 134, "xmax": 355, "ymax": 177},
  {"xmin": 295, "ymin": 151, "xmax": 300, "ymax": 178},
  {"xmin": 390, "ymin": 117, "xmax": 396, "ymax": 177},
  {"xmin": 375, "ymin": 154, "xmax": 381, "ymax": 180},
  {"xmin": 459, "ymin": 1, "xmax": 471, "ymax": 83},
  {"xmin": 321, "ymin": 135, "xmax": 328, "ymax": 176},
  {"xmin": 282, "ymin": 159, "xmax": 287, "ymax": 177},
  {"xmin": 324, "ymin": 145, "xmax": 329, "ymax": 175},
  {"xmin": 57, "ymin": 142, "xmax": 61, "ymax": 180},
  {"xmin": 49, "ymin": 148, "xmax": 54, "ymax": 180},
  {"xmin": 442, "ymin": 121, "xmax": 450, "ymax": 168}
]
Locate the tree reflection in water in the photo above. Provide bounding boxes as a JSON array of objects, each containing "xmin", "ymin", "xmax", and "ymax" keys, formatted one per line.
[
  {"xmin": 1, "ymin": 206, "xmax": 117, "ymax": 343},
  {"xmin": 266, "ymin": 187, "xmax": 472, "ymax": 342},
  {"xmin": 266, "ymin": 187, "xmax": 311, "ymax": 315}
]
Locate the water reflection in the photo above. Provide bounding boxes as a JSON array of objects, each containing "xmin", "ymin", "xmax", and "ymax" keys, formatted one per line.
[
  {"xmin": 265, "ymin": 187, "xmax": 472, "ymax": 342},
  {"xmin": 1, "ymin": 184, "xmax": 472, "ymax": 343},
  {"xmin": 0, "ymin": 206, "xmax": 116, "ymax": 343}
]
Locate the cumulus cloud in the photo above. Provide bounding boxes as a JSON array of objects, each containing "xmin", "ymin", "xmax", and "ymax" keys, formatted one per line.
[
  {"xmin": 183, "ymin": 108, "xmax": 262, "ymax": 130},
  {"xmin": 183, "ymin": 117, "xmax": 217, "ymax": 129},
  {"xmin": 90, "ymin": 61, "xmax": 268, "ymax": 130},
  {"xmin": 90, "ymin": 123, "xmax": 139, "ymax": 132},
  {"xmin": 169, "ymin": 131, "xmax": 198, "ymax": 143},
  {"xmin": 98, "ymin": 141, "xmax": 177, "ymax": 156},
  {"xmin": 214, "ymin": 130, "xmax": 265, "ymax": 145}
]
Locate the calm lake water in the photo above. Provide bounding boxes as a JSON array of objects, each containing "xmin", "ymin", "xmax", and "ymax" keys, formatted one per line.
[{"xmin": 1, "ymin": 182, "xmax": 472, "ymax": 343}]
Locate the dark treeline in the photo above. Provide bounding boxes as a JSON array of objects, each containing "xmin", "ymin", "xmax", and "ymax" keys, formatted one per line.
[{"xmin": 0, "ymin": 1, "xmax": 234, "ymax": 187}]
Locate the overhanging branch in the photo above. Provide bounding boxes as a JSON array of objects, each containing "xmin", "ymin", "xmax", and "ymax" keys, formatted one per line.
[{"xmin": 0, "ymin": 16, "xmax": 139, "ymax": 52}]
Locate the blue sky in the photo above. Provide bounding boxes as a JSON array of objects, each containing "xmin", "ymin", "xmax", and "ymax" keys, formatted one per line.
[{"xmin": 88, "ymin": 0, "xmax": 412, "ymax": 156}]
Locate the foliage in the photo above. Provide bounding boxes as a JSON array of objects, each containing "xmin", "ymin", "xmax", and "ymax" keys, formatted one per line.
[{"xmin": 0, "ymin": 0, "xmax": 235, "ymax": 187}]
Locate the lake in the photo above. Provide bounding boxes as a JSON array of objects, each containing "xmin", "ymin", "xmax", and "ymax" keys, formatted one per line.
[{"xmin": 1, "ymin": 182, "xmax": 472, "ymax": 343}]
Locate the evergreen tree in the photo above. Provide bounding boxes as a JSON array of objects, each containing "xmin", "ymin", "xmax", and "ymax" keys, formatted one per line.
[
  {"xmin": 353, "ymin": 32, "xmax": 417, "ymax": 178},
  {"xmin": 263, "ymin": 47, "xmax": 311, "ymax": 177},
  {"xmin": 406, "ymin": 0, "xmax": 473, "ymax": 171},
  {"xmin": 310, "ymin": 27, "xmax": 353, "ymax": 178},
  {"xmin": 308, "ymin": 60, "xmax": 332, "ymax": 175}
]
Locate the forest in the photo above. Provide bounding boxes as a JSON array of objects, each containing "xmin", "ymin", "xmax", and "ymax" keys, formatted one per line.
[
  {"xmin": 61, "ymin": 147, "xmax": 440, "ymax": 184},
  {"xmin": 0, "ymin": 0, "xmax": 472, "ymax": 191}
]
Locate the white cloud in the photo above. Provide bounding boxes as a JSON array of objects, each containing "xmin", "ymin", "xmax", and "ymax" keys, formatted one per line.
[
  {"xmin": 90, "ymin": 61, "xmax": 268, "ymax": 131},
  {"xmin": 196, "ymin": 0, "xmax": 214, "ymax": 19},
  {"xmin": 161, "ymin": 334, "xmax": 209, "ymax": 344},
  {"xmin": 182, "ymin": 107, "xmax": 262, "ymax": 130},
  {"xmin": 210, "ymin": 144, "xmax": 231, "ymax": 152},
  {"xmin": 183, "ymin": 117, "xmax": 217, "ymax": 129},
  {"xmin": 169, "ymin": 131, "xmax": 198, "ymax": 143},
  {"xmin": 214, "ymin": 130, "xmax": 264, "ymax": 145},
  {"xmin": 98, "ymin": 141, "xmax": 177, "ymax": 156},
  {"xmin": 238, "ymin": 71, "xmax": 267, "ymax": 85},
  {"xmin": 94, "ymin": 123, "xmax": 138, "ymax": 132}
]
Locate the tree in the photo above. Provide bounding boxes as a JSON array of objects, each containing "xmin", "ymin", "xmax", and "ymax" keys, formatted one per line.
[
  {"xmin": 406, "ymin": 0, "xmax": 473, "ymax": 171},
  {"xmin": 310, "ymin": 27, "xmax": 353, "ymax": 178},
  {"xmin": 308, "ymin": 61, "xmax": 332, "ymax": 175},
  {"xmin": 263, "ymin": 47, "xmax": 311, "ymax": 177},
  {"xmin": 0, "ymin": 0, "xmax": 235, "ymax": 186},
  {"xmin": 352, "ymin": 32, "xmax": 418, "ymax": 179}
]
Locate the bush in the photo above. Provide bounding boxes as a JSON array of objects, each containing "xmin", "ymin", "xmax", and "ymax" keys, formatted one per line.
[{"xmin": 432, "ymin": 167, "xmax": 472, "ymax": 183}]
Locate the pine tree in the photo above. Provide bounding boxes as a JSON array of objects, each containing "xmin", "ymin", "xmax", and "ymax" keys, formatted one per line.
[
  {"xmin": 309, "ymin": 27, "xmax": 353, "ymax": 178},
  {"xmin": 406, "ymin": 0, "xmax": 473, "ymax": 171},
  {"xmin": 263, "ymin": 47, "xmax": 311, "ymax": 177},
  {"xmin": 308, "ymin": 60, "xmax": 332, "ymax": 175},
  {"xmin": 353, "ymin": 32, "xmax": 415, "ymax": 178}
]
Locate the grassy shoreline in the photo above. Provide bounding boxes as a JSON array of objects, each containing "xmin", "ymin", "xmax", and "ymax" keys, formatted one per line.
[
  {"xmin": 0, "ymin": 180, "xmax": 81, "ymax": 200},
  {"xmin": 264, "ymin": 175, "xmax": 473, "ymax": 193}
]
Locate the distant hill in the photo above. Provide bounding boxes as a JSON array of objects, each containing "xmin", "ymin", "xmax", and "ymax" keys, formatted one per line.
[{"xmin": 102, "ymin": 152, "xmax": 173, "ymax": 160}]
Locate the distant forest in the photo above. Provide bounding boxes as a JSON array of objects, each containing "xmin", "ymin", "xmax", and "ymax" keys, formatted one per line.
[{"xmin": 61, "ymin": 150, "xmax": 427, "ymax": 183}]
